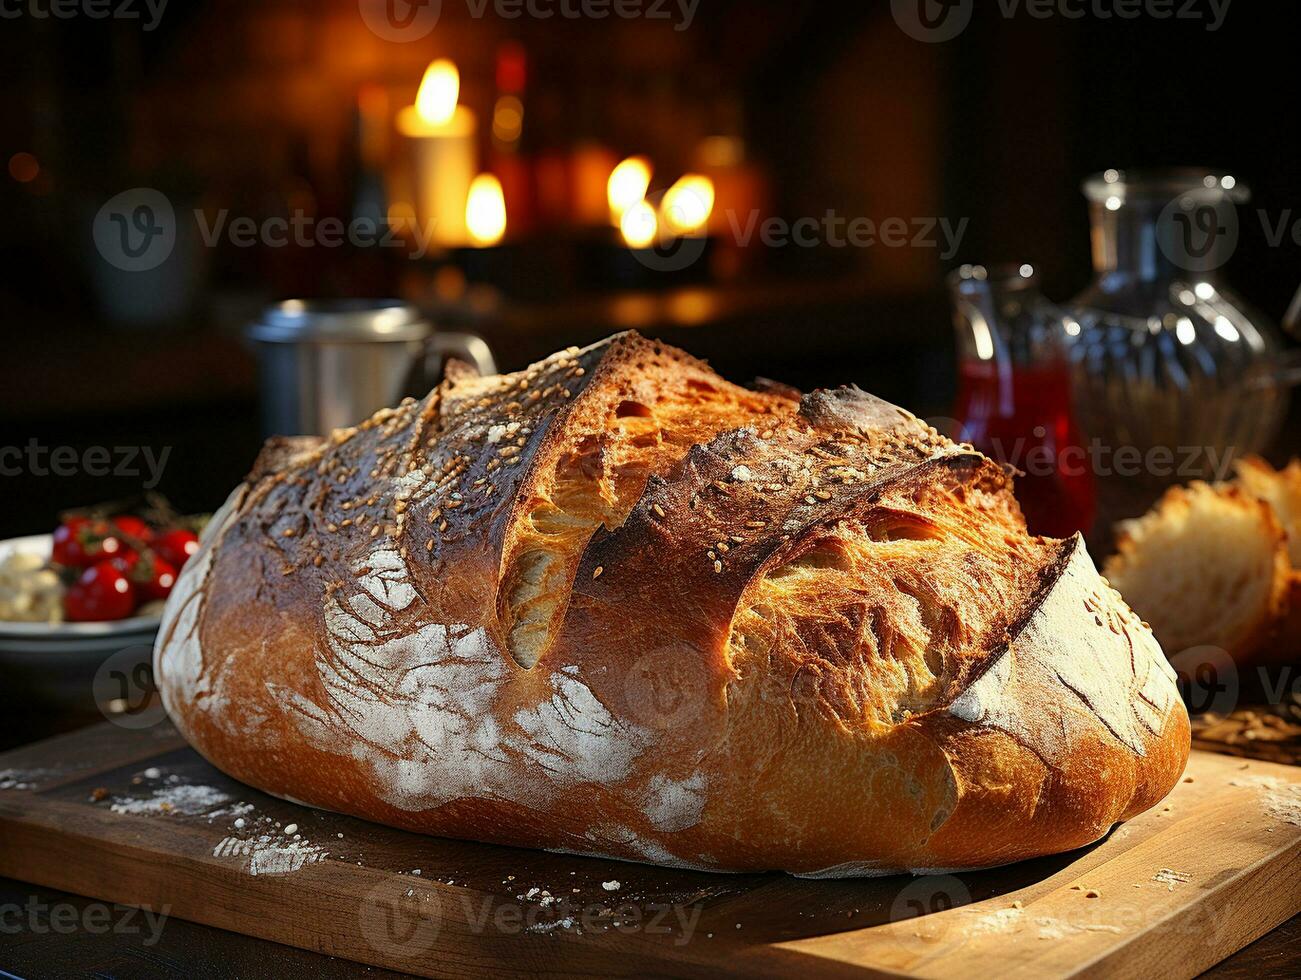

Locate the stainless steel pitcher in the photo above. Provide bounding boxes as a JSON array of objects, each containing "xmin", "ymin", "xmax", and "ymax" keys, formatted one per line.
[{"xmin": 246, "ymin": 299, "xmax": 496, "ymax": 436}]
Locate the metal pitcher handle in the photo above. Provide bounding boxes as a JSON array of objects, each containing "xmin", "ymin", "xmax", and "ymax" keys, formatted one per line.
[{"xmin": 425, "ymin": 331, "xmax": 496, "ymax": 382}]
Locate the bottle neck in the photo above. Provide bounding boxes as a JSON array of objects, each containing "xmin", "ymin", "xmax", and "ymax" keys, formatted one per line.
[
  {"xmin": 1088, "ymin": 200, "xmax": 1229, "ymax": 284},
  {"xmin": 949, "ymin": 276, "xmax": 1061, "ymax": 368}
]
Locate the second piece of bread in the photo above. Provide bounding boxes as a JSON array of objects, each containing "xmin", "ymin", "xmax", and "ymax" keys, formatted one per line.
[
  {"xmin": 1104, "ymin": 481, "xmax": 1291, "ymax": 662},
  {"xmin": 1235, "ymin": 458, "xmax": 1301, "ymax": 656}
]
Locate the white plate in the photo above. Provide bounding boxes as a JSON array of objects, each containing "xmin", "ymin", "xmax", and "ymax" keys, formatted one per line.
[
  {"xmin": 0, "ymin": 534, "xmax": 164, "ymax": 640},
  {"xmin": 0, "ymin": 533, "xmax": 161, "ymax": 705}
]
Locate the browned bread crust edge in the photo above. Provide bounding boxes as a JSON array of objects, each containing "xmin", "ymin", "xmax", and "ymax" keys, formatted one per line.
[{"xmin": 155, "ymin": 332, "xmax": 1189, "ymax": 876}]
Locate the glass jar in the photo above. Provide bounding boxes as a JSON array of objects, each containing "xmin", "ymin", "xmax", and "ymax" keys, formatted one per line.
[
  {"xmin": 949, "ymin": 263, "xmax": 1096, "ymax": 539},
  {"xmin": 1066, "ymin": 168, "xmax": 1289, "ymax": 538}
]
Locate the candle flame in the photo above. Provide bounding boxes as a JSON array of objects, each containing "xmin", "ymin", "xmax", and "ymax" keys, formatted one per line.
[
  {"xmin": 661, "ymin": 174, "xmax": 715, "ymax": 235},
  {"xmin": 607, "ymin": 156, "xmax": 652, "ymax": 222},
  {"xmin": 416, "ymin": 59, "xmax": 460, "ymax": 126},
  {"xmin": 620, "ymin": 200, "xmax": 658, "ymax": 249},
  {"xmin": 466, "ymin": 173, "xmax": 507, "ymax": 246}
]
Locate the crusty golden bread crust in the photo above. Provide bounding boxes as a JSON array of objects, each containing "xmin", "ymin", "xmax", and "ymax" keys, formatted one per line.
[
  {"xmin": 155, "ymin": 332, "xmax": 1188, "ymax": 875},
  {"xmin": 1233, "ymin": 457, "xmax": 1301, "ymax": 662},
  {"xmin": 1106, "ymin": 481, "xmax": 1291, "ymax": 665}
]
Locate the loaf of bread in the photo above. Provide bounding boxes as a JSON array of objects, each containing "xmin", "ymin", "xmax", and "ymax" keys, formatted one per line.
[
  {"xmin": 1105, "ymin": 462, "xmax": 1300, "ymax": 665},
  {"xmin": 155, "ymin": 332, "xmax": 1189, "ymax": 876},
  {"xmin": 1234, "ymin": 458, "xmax": 1301, "ymax": 659}
]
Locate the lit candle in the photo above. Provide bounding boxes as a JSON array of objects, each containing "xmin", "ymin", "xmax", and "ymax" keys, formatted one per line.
[
  {"xmin": 619, "ymin": 200, "xmax": 658, "ymax": 249},
  {"xmin": 607, "ymin": 156, "xmax": 652, "ymax": 226},
  {"xmin": 397, "ymin": 59, "xmax": 478, "ymax": 248},
  {"xmin": 465, "ymin": 173, "xmax": 507, "ymax": 246},
  {"xmin": 660, "ymin": 174, "xmax": 715, "ymax": 236}
]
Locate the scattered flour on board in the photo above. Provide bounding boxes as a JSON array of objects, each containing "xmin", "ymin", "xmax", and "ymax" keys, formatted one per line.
[
  {"xmin": 958, "ymin": 907, "xmax": 1125, "ymax": 942},
  {"xmin": 213, "ymin": 835, "xmax": 327, "ymax": 876},
  {"xmin": 1152, "ymin": 868, "xmax": 1192, "ymax": 890},
  {"xmin": 527, "ymin": 917, "xmax": 576, "ymax": 934},
  {"xmin": 110, "ymin": 784, "xmax": 232, "ymax": 816},
  {"xmin": 1034, "ymin": 917, "xmax": 1123, "ymax": 940},
  {"xmin": 958, "ymin": 907, "xmax": 1024, "ymax": 937},
  {"xmin": 0, "ymin": 768, "xmax": 60, "ymax": 791},
  {"xmin": 1228, "ymin": 775, "xmax": 1301, "ymax": 826}
]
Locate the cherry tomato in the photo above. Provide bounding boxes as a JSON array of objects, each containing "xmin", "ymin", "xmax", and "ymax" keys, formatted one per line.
[
  {"xmin": 51, "ymin": 517, "xmax": 89, "ymax": 567},
  {"xmin": 119, "ymin": 551, "xmax": 177, "ymax": 602},
  {"xmin": 64, "ymin": 561, "xmax": 138, "ymax": 622},
  {"xmin": 112, "ymin": 515, "xmax": 154, "ymax": 545},
  {"xmin": 51, "ymin": 517, "xmax": 128, "ymax": 568},
  {"xmin": 153, "ymin": 529, "xmax": 200, "ymax": 570}
]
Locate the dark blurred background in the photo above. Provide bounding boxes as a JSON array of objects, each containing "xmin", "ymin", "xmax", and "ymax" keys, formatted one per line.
[{"xmin": 2, "ymin": 0, "xmax": 1298, "ymax": 535}]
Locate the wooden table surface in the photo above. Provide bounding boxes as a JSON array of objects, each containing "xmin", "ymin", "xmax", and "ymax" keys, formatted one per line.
[
  {"xmin": 0, "ymin": 723, "xmax": 1298, "ymax": 979},
  {"xmin": 0, "ymin": 877, "xmax": 1295, "ymax": 979}
]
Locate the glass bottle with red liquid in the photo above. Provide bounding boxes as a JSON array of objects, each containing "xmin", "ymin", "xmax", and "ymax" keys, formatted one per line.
[{"xmin": 949, "ymin": 264, "xmax": 1096, "ymax": 539}]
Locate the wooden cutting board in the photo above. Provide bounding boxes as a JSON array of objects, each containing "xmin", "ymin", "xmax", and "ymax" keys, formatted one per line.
[{"xmin": 0, "ymin": 722, "xmax": 1297, "ymax": 979}]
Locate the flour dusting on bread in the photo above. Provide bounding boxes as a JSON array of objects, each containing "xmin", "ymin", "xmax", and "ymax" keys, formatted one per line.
[{"xmin": 155, "ymin": 331, "xmax": 1189, "ymax": 876}]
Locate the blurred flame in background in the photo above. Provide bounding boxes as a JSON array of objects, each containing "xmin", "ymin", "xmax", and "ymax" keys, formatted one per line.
[
  {"xmin": 620, "ymin": 200, "xmax": 658, "ymax": 249},
  {"xmin": 466, "ymin": 173, "xmax": 507, "ymax": 246},
  {"xmin": 492, "ymin": 95, "xmax": 525, "ymax": 145},
  {"xmin": 607, "ymin": 156, "xmax": 652, "ymax": 224},
  {"xmin": 415, "ymin": 59, "xmax": 460, "ymax": 126},
  {"xmin": 8, "ymin": 152, "xmax": 39, "ymax": 183},
  {"xmin": 661, "ymin": 174, "xmax": 715, "ymax": 235}
]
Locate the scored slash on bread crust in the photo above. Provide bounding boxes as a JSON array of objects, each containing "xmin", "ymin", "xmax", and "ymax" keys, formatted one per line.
[{"xmin": 155, "ymin": 331, "xmax": 1189, "ymax": 876}]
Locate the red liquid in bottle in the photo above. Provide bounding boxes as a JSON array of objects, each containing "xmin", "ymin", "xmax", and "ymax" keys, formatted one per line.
[{"xmin": 953, "ymin": 360, "xmax": 1096, "ymax": 539}]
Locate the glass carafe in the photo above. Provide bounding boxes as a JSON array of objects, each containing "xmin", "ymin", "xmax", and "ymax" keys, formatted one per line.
[
  {"xmin": 1066, "ymin": 168, "xmax": 1288, "ymax": 539},
  {"xmin": 949, "ymin": 264, "xmax": 1096, "ymax": 539}
]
